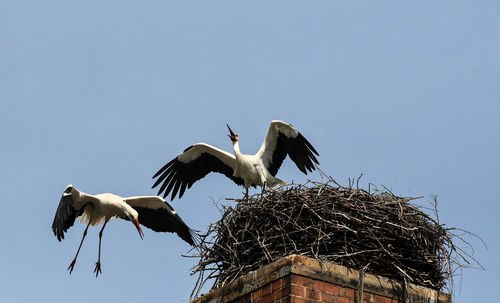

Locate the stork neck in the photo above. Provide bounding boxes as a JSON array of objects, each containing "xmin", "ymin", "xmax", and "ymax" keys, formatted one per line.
[
  {"xmin": 120, "ymin": 203, "xmax": 138, "ymax": 220},
  {"xmin": 232, "ymin": 141, "xmax": 242, "ymax": 157}
]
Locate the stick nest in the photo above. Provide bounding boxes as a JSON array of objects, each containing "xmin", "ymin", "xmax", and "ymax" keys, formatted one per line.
[{"xmin": 189, "ymin": 180, "xmax": 481, "ymax": 298}]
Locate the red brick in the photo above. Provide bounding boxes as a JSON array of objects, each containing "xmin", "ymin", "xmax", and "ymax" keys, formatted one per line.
[
  {"xmin": 282, "ymin": 285, "xmax": 292, "ymax": 297},
  {"xmin": 258, "ymin": 293, "xmax": 274, "ymax": 303},
  {"xmin": 282, "ymin": 275, "xmax": 292, "ymax": 285},
  {"xmin": 290, "ymin": 285, "xmax": 305, "ymax": 297},
  {"xmin": 320, "ymin": 292, "xmax": 334, "ymax": 302},
  {"xmin": 272, "ymin": 278, "xmax": 283, "ymax": 291},
  {"xmin": 342, "ymin": 287, "xmax": 356, "ymax": 299},
  {"xmin": 281, "ymin": 298, "xmax": 291, "ymax": 303},
  {"xmin": 373, "ymin": 295, "xmax": 398, "ymax": 303},
  {"xmin": 252, "ymin": 289, "xmax": 262, "ymax": 300},
  {"xmin": 290, "ymin": 296, "xmax": 307, "ymax": 303},
  {"xmin": 324, "ymin": 284, "xmax": 342, "ymax": 296},
  {"xmin": 354, "ymin": 293, "xmax": 366, "ymax": 303},
  {"xmin": 315, "ymin": 280, "xmax": 328, "ymax": 292},
  {"xmin": 336, "ymin": 297, "xmax": 350, "ymax": 303},
  {"xmin": 262, "ymin": 284, "xmax": 272, "ymax": 296},
  {"xmin": 276, "ymin": 285, "xmax": 291, "ymax": 299},
  {"xmin": 363, "ymin": 293, "xmax": 374, "ymax": 303},
  {"xmin": 305, "ymin": 288, "xmax": 321, "ymax": 300},
  {"xmin": 291, "ymin": 275, "xmax": 315, "ymax": 288}
]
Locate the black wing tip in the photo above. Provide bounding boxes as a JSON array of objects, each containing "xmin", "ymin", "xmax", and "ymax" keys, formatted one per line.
[
  {"xmin": 186, "ymin": 228, "xmax": 201, "ymax": 247},
  {"xmin": 153, "ymin": 145, "xmax": 193, "ymax": 180},
  {"xmin": 297, "ymin": 132, "xmax": 320, "ymax": 168},
  {"xmin": 175, "ymin": 226, "xmax": 200, "ymax": 246},
  {"xmin": 53, "ymin": 229, "xmax": 63, "ymax": 241},
  {"xmin": 133, "ymin": 206, "xmax": 197, "ymax": 245},
  {"xmin": 174, "ymin": 191, "xmax": 183, "ymax": 200},
  {"xmin": 52, "ymin": 222, "xmax": 66, "ymax": 241},
  {"xmin": 52, "ymin": 193, "xmax": 77, "ymax": 242},
  {"xmin": 152, "ymin": 158, "xmax": 177, "ymax": 179},
  {"xmin": 53, "ymin": 221, "xmax": 68, "ymax": 241},
  {"xmin": 152, "ymin": 168, "xmax": 164, "ymax": 179},
  {"xmin": 156, "ymin": 146, "xmax": 240, "ymax": 201},
  {"xmin": 297, "ymin": 132, "xmax": 320, "ymax": 156}
]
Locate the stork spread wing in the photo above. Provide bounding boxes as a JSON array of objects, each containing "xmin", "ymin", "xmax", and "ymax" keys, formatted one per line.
[
  {"xmin": 257, "ymin": 120, "xmax": 319, "ymax": 176},
  {"xmin": 124, "ymin": 196, "xmax": 197, "ymax": 246},
  {"xmin": 52, "ymin": 187, "xmax": 85, "ymax": 241},
  {"xmin": 152, "ymin": 143, "xmax": 244, "ymax": 200}
]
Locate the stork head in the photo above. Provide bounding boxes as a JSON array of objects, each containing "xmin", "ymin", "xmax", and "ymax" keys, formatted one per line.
[{"xmin": 226, "ymin": 124, "xmax": 239, "ymax": 143}]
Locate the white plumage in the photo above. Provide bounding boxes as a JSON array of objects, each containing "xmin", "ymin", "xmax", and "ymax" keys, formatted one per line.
[
  {"xmin": 152, "ymin": 120, "xmax": 320, "ymax": 200},
  {"xmin": 52, "ymin": 184, "xmax": 196, "ymax": 277}
]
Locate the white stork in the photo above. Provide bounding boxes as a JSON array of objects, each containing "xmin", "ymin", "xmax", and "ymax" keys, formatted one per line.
[
  {"xmin": 52, "ymin": 184, "xmax": 197, "ymax": 277},
  {"xmin": 152, "ymin": 120, "xmax": 319, "ymax": 200}
]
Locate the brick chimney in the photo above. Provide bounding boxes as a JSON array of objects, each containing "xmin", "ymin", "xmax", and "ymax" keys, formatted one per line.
[{"xmin": 190, "ymin": 254, "xmax": 451, "ymax": 303}]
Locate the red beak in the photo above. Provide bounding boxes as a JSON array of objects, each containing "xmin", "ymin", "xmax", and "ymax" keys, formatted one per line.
[{"xmin": 133, "ymin": 219, "xmax": 144, "ymax": 240}]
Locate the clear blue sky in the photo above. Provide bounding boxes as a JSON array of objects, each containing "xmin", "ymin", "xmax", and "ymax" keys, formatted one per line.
[{"xmin": 1, "ymin": 1, "xmax": 498, "ymax": 302}]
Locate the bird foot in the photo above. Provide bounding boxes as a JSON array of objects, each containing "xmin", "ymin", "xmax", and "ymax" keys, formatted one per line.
[
  {"xmin": 94, "ymin": 261, "xmax": 102, "ymax": 277},
  {"xmin": 67, "ymin": 259, "xmax": 77, "ymax": 274}
]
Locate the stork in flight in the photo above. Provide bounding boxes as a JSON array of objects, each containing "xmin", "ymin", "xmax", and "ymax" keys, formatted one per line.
[
  {"xmin": 152, "ymin": 120, "xmax": 319, "ymax": 200},
  {"xmin": 52, "ymin": 184, "xmax": 197, "ymax": 277}
]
